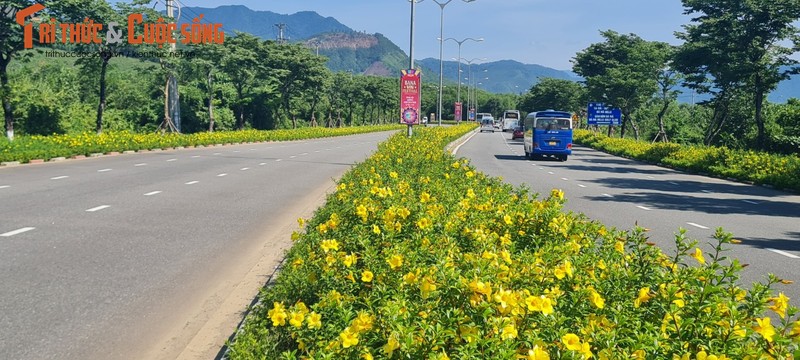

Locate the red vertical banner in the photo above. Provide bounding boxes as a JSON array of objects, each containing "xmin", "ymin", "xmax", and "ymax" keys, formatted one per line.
[
  {"xmin": 454, "ymin": 102, "xmax": 462, "ymax": 122},
  {"xmin": 400, "ymin": 69, "xmax": 421, "ymax": 125}
]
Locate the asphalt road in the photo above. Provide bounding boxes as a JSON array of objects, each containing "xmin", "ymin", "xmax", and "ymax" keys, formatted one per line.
[
  {"xmin": 457, "ymin": 130, "xmax": 800, "ymax": 307},
  {"xmin": 0, "ymin": 131, "xmax": 396, "ymax": 360}
]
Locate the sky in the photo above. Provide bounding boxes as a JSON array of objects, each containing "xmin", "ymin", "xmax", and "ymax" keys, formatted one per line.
[{"xmin": 178, "ymin": 0, "xmax": 693, "ymax": 71}]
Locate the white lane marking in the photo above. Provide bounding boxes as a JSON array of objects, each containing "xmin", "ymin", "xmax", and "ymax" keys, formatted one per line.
[
  {"xmin": 50, "ymin": 176, "xmax": 69, "ymax": 180},
  {"xmin": 531, "ymin": 163, "xmax": 536, "ymax": 166},
  {"xmin": 0, "ymin": 185, "xmax": 10, "ymax": 189},
  {"xmin": 314, "ymin": 150, "xmax": 320, "ymax": 153},
  {"xmin": 167, "ymin": 158, "xmax": 177, "ymax": 162},
  {"xmin": 276, "ymin": 159, "xmax": 283, "ymax": 162},
  {"xmin": 144, "ymin": 191, "xmax": 162, "ymax": 196},
  {"xmin": 647, "ymin": 176, "xmax": 655, "ymax": 179},
  {"xmin": 561, "ymin": 177, "xmax": 569, "ymax": 181},
  {"xmin": 86, "ymin": 205, "xmax": 110, "ymax": 212},
  {"xmin": 701, "ymin": 190, "xmax": 712, "ymax": 193},
  {"xmin": 578, "ymin": 184, "xmax": 587, "ymax": 188},
  {"xmin": 539, "ymin": 167, "xmax": 545, "ymax": 170},
  {"xmin": 185, "ymin": 181, "xmax": 199, "ymax": 185},
  {"xmin": 687, "ymin": 222, "xmax": 709, "ymax": 229},
  {"xmin": 192, "ymin": 155, "xmax": 201, "ymax": 158},
  {"xmin": 217, "ymin": 173, "xmax": 228, "ymax": 177},
  {"xmin": 636, "ymin": 205, "xmax": 652, "ymax": 211},
  {"xmin": 548, "ymin": 172, "xmax": 555, "ymax": 175},
  {"xmin": 742, "ymin": 200, "xmax": 760, "ymax": 205},
  {"xmin": 300, "ymin": 153, "xmax": 309, "ymax": 156},
  {"xmin": 250, "ymin": 149, "xmax": 256, "ymax": 151},
  {"xmin": 240, "ymin": 167, "xmax": 250, "ymax": 171},
  {"xmin": 1, "ymin": 227, "xmax": 35, "ymax": 237},
  {"xmin": 325, "ymin": 149, "xmax": 331, "ymax": 151},
  {"xmin": 134, "ymin": 163, "xmax": 147, "ymax": 167},
  {"xmin": 213, "ymin": 153, "xmax": 221, "ymax": 155},
  {"xmin": 290, "ymin": 155, "xmax": 297, "ymax": 158},
  {"xmin": 767, "ymin": 248, "xmax": 800, "ymax": 259},
  {"xmin": 233, "ymin": 150, "xmax": 240, "ymax": 153},
  {"xmin": 602, "ymin": 193, "xmax": 613, "ymax": 198},
  {"xmin": 669, "ymin": 182, "xmax": 679, "ymax": 186},
  {"xmin": 259, "ymin": 163, "xmax": 266, "ymax": 166},
  {"xmin": 98, "ymin": 169, "xmax": 112, "ymax": 173}
]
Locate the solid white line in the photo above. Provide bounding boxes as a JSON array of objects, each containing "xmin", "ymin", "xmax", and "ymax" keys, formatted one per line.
[
  {"xmin": 135, "ymin": 163, "xmax": 147, "ymax": 167},
  {"xmin": 578, "ymin": 184, "xmax": 587, "ymax": 188},
  {"xmin": 185, "ymin": 181, "xmax": 199, "ymax": 185},
  {"xmin": 86, "ymin": 205, "xmax": 110, "ymax": 212},
  {"xmin": 0, "ymin": 185, "xmax": 9, "ymax": 189},
  {"xmin": 451, "ymin": 131, "xmax": 479, "ymax": 155},
  {"xmin": 767, "ymin": 248, "xmax": 800, "ymax": 259},
  {"xmin": 241, "ymin": 167, "xmax": 250, "ymax": 171},
  {"xmin": 98, "ymin": 169, "xmax": 112, "ymax": 172},
  {"xmin": 144, "ymin": 191, "xmax": 162, "ymax": 196},
  {"xmin": 687, "ymin": 222, "xmax": 709, "ymax": 229},
  {"xmin": 636, "ymin": 205, "xmax": 652, "ymax": 211},
  {"xmin": 217, "ymin": 173, "xmax": 228, "ymax": 177},
  {"xmin": 50, "ymin": 176, "xmax": 69, "ymax": 180},
  {"xmin": 742, "ymin": 200, "xmax": 760, "ymax": 205},
  {"xmin": 167, "ymin": 158, "xmax": 177, "ymax": 162},
  {"xmin": 1, "ymin": 227, "xmax": 35, "ymax": 237},
  {"xmin": 602, "ymin": 193, "xmax": 613, "ymax": 198}
]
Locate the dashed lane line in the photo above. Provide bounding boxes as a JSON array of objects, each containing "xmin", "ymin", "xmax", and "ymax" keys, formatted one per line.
[
  {"xmin": 240, "ymin": 167, "xmax": 250, "ymax": 171},
  {"xmin": 767, "ymin": 248, "xmax": 800, "ymax": 259},
  {"xmin": 561, "ymin": 178, "xmax": 569, "ymax": 181},
  {"xmin": 134, "ymin": 163, "xmax": 147, "ymax": 167},
  {"xmin": 276, "ymin": 159, "xmax": 283, "ymax": 162},
  {"xmin": 51, "ymin": 176, "xmax": 69, "ymax": 180},
  {"xmin": 0, "ymin": 185, "xmax": 10, "ymax": 189},
  {"xmin": 217, "ymin": 173, "xmax": 228, "ymax": 177},
  {"xmin": 1, "ymin": 227, "xmax": 35, "ymax": 237},
  {"xmin": 742, "ymin": 200, "xmax": 760, "ymax": 205},
  {"xmin": 578, "ymin": 184, "xmax": 587, "ymax": 188},
  {"xmin": 144, "ymin": 191, "xmax": 162, "ymax": 196},
  {"xmin": 668, "ymin": 182, "xmax": 679, "ymax": 186},
  {"xmin": 547, "ymin": 172, "xmax": 555, "ymax": 175},
  {"xmin": 687, "ymin": 222, "xmax": 709, "ymax": 229},
  {"xmin": 602, "ymin": 193, "xmax": 613, "ymax": 198},
  {"xmin": 192, "ymin": 155, "xmax": 201, "ymax": 158},
  {"xmin": 185, "ymin": 181, "xmax": 199, "ymax": 185},
  {"xmin": 86, "ymin": 205, "xmax": 110, "ymax": 212},
  {"xmin": 636, "ymin": 205, "xmax": 652, "ymax": 211},
  {"xmin": 98, "ymin": 169, "xmax": 112, "ymax": 173},
  {"xmin": 167, "ymin": 158, "xmax": 177, "ymax": 162},
  {"xmin": 259, "ymin": 163, "xmax": 266, "ymax": 166}
]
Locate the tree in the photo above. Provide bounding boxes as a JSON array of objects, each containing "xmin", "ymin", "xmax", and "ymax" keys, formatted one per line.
[
  {"xmin": 520, "ymin": 78, "xmax": 586, "ymax": 114},
  {"xmin": 674, "ymin": 0, "xmax": 800, "ymax": 148},
  {"xmin": 219, "ymin": 32, "xmax": 263, "ymax": 130},
  {"xmin": 0, "ymin": 0, "xmax": 39, "ymax": 140},
  {"xmin": 651, "ymin": 44, "xmax": 680, "ymax": 143},
  {"xmin": 266, "ymin": 43, "xmax": 329, "ymax": 129},
  {"xmin": 573, "ymin": 30, "xmax": 668, "ymax": 140}
]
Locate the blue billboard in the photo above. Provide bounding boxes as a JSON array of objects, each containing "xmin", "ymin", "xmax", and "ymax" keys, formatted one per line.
[{"xmin": 587, "ymin": 102, "xmax": 621, "ymax": 126}]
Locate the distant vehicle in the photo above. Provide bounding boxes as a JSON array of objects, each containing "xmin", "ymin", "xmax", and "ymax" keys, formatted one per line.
[
  {"xmin": 422, "ymin": 116, "xmax": 428, "ymax": 124},
  {"xmin": 523, "ymin": 110, "xmax": 573, "ymax": 161},
  {"xmin": 512, "ymin": 126, "xmax": 524, "ymax": 140},
  {"xmin": 480, "ymin": 117, "xmax": 495, "ymax": 132},
  {"xmin": 501, "ymin": 110, "xmax": 521, "ymax": 132},
  {"xmin": 476, "ymin": 112, "xmax": 492, "ymax": 122}
]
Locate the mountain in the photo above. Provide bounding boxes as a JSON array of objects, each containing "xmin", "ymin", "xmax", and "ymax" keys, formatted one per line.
[
  {"xmin": 416, "ymin": 58, "xmax": 579, "ymax": 94},
  {"xmin": 181, "ymin": 5, "xmax": 352, "ymax": 41},
  {"xmin": 304, "ymin": 32, "xmax": 409, "ymax": 76}
]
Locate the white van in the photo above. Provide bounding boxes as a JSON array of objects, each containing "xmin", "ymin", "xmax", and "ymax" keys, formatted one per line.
[{"xmin": 502, "ymin": 110, "xmax": 521, "ymax": 132}]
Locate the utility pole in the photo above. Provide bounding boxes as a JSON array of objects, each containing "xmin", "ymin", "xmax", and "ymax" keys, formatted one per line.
[
  {"xmin": 160, "ymin": 0, "xmax": 180, "ymax": 133},
  {"xmin": 276, "ymin": 23, "xmax": 287, "ymax": 44}
]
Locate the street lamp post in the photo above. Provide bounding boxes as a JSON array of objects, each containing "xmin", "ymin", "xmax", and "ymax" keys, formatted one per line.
[
  {"xmin": 445, "ymin": 37, "xmax": 483, "ymax": 122},
  {"xmin": 456, "ymin": 57, "xmax": 485, "ymax": 120}
]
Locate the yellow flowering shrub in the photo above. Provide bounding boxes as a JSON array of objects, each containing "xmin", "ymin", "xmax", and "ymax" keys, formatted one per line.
[{"xmin": 228, "ymin": 124, "xmax": 800, "ymax": 359}]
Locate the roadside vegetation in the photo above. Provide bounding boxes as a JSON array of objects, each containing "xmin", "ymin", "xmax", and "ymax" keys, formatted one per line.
[
  {"xmin": 0, "ymin": 125, "xmax": 403, "ymax": 163},
  {"xmin": 227, "ymin": 124, "xmax": 800, "ymax": 359},
  {"xmin": 573, "ymin": 130, "xmax": 800, "ymax": 193}
]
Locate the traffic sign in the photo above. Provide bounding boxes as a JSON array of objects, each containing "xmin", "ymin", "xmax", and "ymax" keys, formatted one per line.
[{"xmin": 587, "ymin": 102, "xmax": 621, "ymax": 126}]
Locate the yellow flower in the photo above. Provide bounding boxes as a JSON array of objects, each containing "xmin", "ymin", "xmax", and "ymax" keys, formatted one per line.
[
  {"xmin": 353, "ymin": 312, "xmax": 374, "ymax": 332},
  {"xmin": 579, "ymin": 341, "xmax": 593, "ymax": 359},
  {"xmin": 340, "ymin": 327, "xmax": 359, "ymax": 348},
  {"xmin": 289, "ymin": 311, "xmax": 304, "ymax": 327},
  {"xmin": 768, "ymin": 292, "xmax": 790, "ymax": 318},
  {"xmin": 361, "ymin": 270, "xmax": 374, "ymax": 282},
  {"xmin": 383, "ymin": 334, "xmax": 400, "ymax": 355},
  {"xmin": 297, "ymin": 217, "xmax": 305, "ymax": 227},
  {"xmin": 403, "ymin": 271, "xmax": 418, "ymax": 285},
  {"xmin": 420, "ymin": 192, "xmax": 431, "ymax": 203},
  {"xmin": 387, "ymin": 254, "xmax": 404, "ymax": 270},
  {"xmin": 356, "ymin": 204, "xmax": 369, "ymax": 222},
  {"xmin": 588, "ymin": 288, "xmax": 605, "ymax": 309},
  {"xmin": 526, "ymin": 346, "xmax": 550, "ymax": 360},
  {"xmin": 691, "ymin": 248, "xmax": 705, "ymax": 265},
  {"xmin": 268, "ymin": 302, "xmax": 288, "ymax": 327},
  {"xmin": 632, "ymin": 349, "xmax": 645, "ymax": 359},
  {"xmin": 389, "ymin": 171, "xmax": 398, "ymax": 178},
  {"xmin": 459, "ymin": 325, "xmax": 479, "ymax": 343},
  {"xmin": 373, "ymin": 224, "xmax": 382, "ymax": 235},
  {"xmin": 320, "ymin": 239, "xmax": 339, "ymax": 253},
  {"xmin": 416, "ymin": 217, "xmax": 432, "ymax": 230},
  {"xmin": 307, "ymin": 312, "xmax": 322, "ymax": 329},
  {"xmin": 634, "ymin": 287, "xmax": 652, "ymax": 308},
  {"xmin": 614, "ymin": 241, "xmax": 625, "ymax": 254},
  {"xmin": 790, "ymin": 320, "xmax": 800, "ymax": 337},
  {"xmin": 501, "ymin": 322, "xmax": 518, "ymax": 340},
  {"xmin": 562, "ymin": 333, "xmax": 582, "ymax": 351},
  {"xmin": 550, "ymin": 188, "xmax": 564, "ymax": 201},
  {"xmin": 753, "ymin": 317, "xmax": 776, "ymax": 342},
  {"xmin": 343, "ymin": 253, "xmax": 358, "ymax": 268},
  {"xmin": 420, "ymin": 277, "xmax": 437, "ymax": 298},
  {"xmin": 503, "ymin": 214, "xmax": 513, "ymax": 225}
]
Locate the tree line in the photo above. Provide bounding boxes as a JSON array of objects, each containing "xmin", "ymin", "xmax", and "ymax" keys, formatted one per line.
[{"xmin": 519, "ymin": 0, "xmax": 800, "ymax": 153}]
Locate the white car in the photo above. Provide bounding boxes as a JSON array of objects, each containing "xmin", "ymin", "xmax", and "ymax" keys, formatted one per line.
[{"xmin": 480, "ymin": 118, "xmax": 495, "ymax": 132}]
